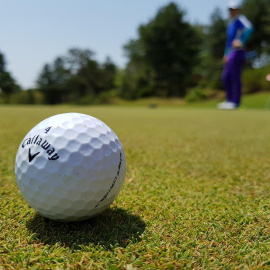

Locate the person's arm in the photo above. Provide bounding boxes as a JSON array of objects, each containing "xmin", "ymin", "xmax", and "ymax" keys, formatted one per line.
[{"xmin": 233, "ymin": 15, "xmax": 253, "ymax": 48}]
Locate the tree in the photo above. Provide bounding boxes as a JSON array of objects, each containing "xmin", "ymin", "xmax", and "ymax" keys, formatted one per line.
[
  {"xmin": 208, "ymin": 8, "xmax": 227, "ymax": 60},
  {"xmin": 122, "ymin": 2, "xmax": 200, "ymax": 98},
  {"xmin": 102, "ymin": 57, "xmax": 117, "ymax": 91},
  {"xmin": 66, "ymin": 48, "xmax": 94, "ymax": 74},
  {"xmin": 120, "ymin": 39, "xmax": 155, "ymax": 99},
  {"xmin": 0, "ymin": 51, "xmax": 20, "ymax": 102},
  {"xmin": 36, "ymin": 48, "xmax": 118, "ymax": 104},
  {"xmin": 0, "ymin": 53, "xmax": 5, "ymax": 73},
  {"xmin": 242, "ymin": 0, "xmax": 270, "ymax": 54},
  {"xmin": 36, "ymin": 58, "xmax": 70, "ymax": 104},
  {"xmin": 200, "ymin": 8, "xmax": 227, "ymax": 89},
  {"xmin": 140, "ymin": 3, "xmax": 200, "ymax": 96}
]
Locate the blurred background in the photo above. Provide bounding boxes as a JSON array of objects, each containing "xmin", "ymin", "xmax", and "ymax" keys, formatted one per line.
[{"xmin": 0, "ymin": 0, "xmax": 269, "ymax": 106}]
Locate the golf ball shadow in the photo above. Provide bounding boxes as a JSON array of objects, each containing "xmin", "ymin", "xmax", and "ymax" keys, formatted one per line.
[{"xmin": 26, "ymin": 206, "xmax": 146, "ymax": 249}]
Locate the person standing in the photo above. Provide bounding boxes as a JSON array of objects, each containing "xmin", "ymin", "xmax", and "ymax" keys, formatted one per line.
[{"xmin": 218, "ymin": 0, "xmax": 253, "ymax": 110}]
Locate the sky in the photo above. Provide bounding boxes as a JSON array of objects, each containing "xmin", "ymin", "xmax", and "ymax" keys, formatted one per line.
[{"xmin": 0, "ymin": 0, "xmax": 229, "ymax": 89}]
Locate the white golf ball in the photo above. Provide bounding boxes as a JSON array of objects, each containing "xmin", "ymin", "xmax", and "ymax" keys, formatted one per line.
[{"xmin": 15, "ymin": 113, "xmax": 126, "ymax": 222}]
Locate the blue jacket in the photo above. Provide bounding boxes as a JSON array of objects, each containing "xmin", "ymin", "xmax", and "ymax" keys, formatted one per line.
[{"xmin": 224, "ymin": 14, "xmax": 254, "ymax": 56}]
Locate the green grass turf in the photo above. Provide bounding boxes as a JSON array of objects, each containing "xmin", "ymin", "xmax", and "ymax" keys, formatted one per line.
[
  {"xmin": 187, "ymin": 92, "xmax": 270, "ymax": 109},
  {"xmin": 0, "ymin": 105, "xmax": 270, "ymax": 269},
  {"xmin": 109, "ymin": 92, "xmax": 270, "ymax": 109}
]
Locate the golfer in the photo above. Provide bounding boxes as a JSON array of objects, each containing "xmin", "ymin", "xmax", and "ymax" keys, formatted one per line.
[{"xmin": 218, "ymin": 0, "xmax": 253, "ymax": 110}]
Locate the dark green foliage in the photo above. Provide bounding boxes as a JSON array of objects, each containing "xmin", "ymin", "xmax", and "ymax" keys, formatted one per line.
[
  {"xmin": 36, "ymin": 59, "xmax": 68, "ymax": 104},
  {"xmin": 0, "ymin": 53, "xmax": 5, "ymax": 73},
  {"xmin": 0, "ymin": 51, "xmax": 20, "ymax": 102},
  {"xmin": 242, "ymin": 0, "xmax": 270, "ymax": 54},
  {"xmin": 242, "ymin": 64, "xmax": 270, "ymax": 93},
  {"xmin": 102, "ymin": 57, "xmax": 117, "ymax": 91},
  {"xmin": 120, "ymin": 58, "xmax": 155, "ymax": 100},
  {"xmin": 185, "ymin": 87, "xmax": 217, "ymax": 103},
  {"xmin": 36, "ymin": 49, "xmax": 117, "ymax": 104},
  {"xmin": 122, "ymin": 2, "xmax": 200, "ymax": 99},
  {"xmin": 206, "ymin": 8, "xmax": 226, "ymax": 89},
  {"xmin": 120, "ymin": 39, "xmax": 155, "ymax": 100},
  {"xmin": 208, "ymin": 8, "xmax": 227, "ymax": 60},
  {"xmin": 9, "ymin": 89, "xmax": 44, "ymax": 104},
  {"xmin": 139, "ymin": 3, "xmax": 200, "ymax": 96},
  {"xmin": 187, "ymin": 9, "xmax": 226, "ymax": 94}
]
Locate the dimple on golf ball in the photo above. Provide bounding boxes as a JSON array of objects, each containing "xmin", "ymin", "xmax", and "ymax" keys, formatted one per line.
[{"xmin": 15, "ymin": 113, "xmax": 126, "ymax": 222}]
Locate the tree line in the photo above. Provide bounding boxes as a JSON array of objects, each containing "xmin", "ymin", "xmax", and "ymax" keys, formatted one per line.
[{"xmin": 1, "ymin": 0, "xmax": 270, "ymax": 104}]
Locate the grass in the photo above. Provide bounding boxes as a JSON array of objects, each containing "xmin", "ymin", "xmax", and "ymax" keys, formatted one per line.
[
  {"xmin": 0, "ymin": 104, "xmax": 270, "ymax": 269},
  {"xmin": 241, "ymin": 92, "xmax": 270, "ymax": 109},
  {"xmin": 107, "ymin": 92, "xmax": 270, "ymax": 109},
  {"xmin": 186, "ymin": 92, "xmax": 270, "ymax": 109}
]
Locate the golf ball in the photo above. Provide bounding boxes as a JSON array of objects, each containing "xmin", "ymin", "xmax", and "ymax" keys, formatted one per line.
[{"xmin": 15, "ymin": 113, "xmax": 126, "ymax": 221}]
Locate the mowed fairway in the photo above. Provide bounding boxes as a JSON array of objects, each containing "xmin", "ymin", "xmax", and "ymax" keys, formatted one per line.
[{"xmin": 1, "ymin": 105, "xmax": 270, "ymax": 269}]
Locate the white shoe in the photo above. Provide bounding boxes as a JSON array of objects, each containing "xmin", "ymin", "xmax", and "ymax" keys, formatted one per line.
[
  {"xmin": 217, "ymin": 101, "xmax": 237, "ymax": 110},
  {"xmin": 217, "ymin": 101, "xmax": 227, "ymax": 109}
]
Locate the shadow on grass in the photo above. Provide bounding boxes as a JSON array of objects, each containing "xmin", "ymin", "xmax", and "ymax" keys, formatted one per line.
[{"xmin": 26, "ymin": 207, "xmax": 146, "ymax": 250}]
